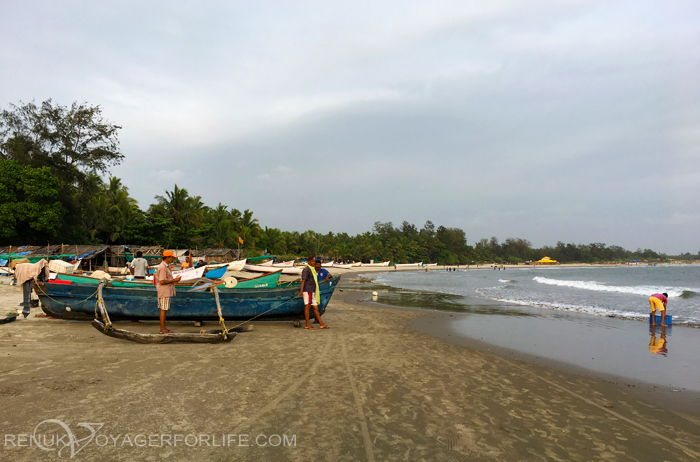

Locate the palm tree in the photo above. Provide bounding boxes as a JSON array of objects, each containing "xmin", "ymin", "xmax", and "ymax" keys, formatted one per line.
[
  {"xmin": 150, "ymin": 184, "xmax": 206, "ymax": 247},
  {"xmin": 236, "ymin": 209, "xmax": 263, "ymax": 248},
  {"xmin": 206, "ymin": 203, "xmax": 234, "ymax": 247}
]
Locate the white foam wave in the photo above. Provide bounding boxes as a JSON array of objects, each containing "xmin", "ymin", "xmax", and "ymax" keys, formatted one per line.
[
  {"xmin": 532, "ymin": 276, "xmax": 692, "ymax": 298},
  {"xmin": 498, "ymin": 279, "xmax": 514, "ymax": 283},
  {"xmin": 475, "ymin": 288, "xmax": 649, "ymax": 320}
]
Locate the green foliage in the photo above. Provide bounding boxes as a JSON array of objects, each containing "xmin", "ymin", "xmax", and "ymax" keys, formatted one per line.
[
  {"xmin": 1, "ymin": 99, "xmax": 124, "ymax": 243},
  {"xmin": 0, "ymin": 160, "xmax": 63, "ymax": 242},
  {"xmin": 0, "ymin": 99, "xmax": 123, "ymax": 188}
]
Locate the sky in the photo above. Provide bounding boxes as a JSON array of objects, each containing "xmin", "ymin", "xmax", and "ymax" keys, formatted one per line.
[{"xmin": 1, "ymin": 1, "xmax": 699, "ymax": 253}]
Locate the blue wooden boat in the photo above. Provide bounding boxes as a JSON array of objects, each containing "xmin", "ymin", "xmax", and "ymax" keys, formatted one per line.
[
  {"xmin": 36, "ymin": 277, "xmax": 340, "ymax": 322},
  {"xmin": 203, "ymin": 266, "xmax": 227, "ymax": 279}
]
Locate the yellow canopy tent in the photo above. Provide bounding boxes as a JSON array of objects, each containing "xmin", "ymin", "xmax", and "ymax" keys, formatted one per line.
[{"xmin": 535, "ymin": 256, "xmax": 557, "ymax": 264}]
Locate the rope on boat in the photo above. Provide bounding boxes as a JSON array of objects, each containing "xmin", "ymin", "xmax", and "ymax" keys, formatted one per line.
[
  {"xmin": 37, "ymin": 283, "xmax": 100, "ymax": 306},
  {"xmin": 211, "ymin": 286, "xmax": 229, "ymax": 339},
  {"xmin": 228, "ymin": 295, "xmax": 299, "ymax": 330}
]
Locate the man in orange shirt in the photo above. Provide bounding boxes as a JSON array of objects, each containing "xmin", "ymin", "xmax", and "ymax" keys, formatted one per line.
[{"xmin": 156, "ymin": 250, "xmax": 181, "ymax": 334}]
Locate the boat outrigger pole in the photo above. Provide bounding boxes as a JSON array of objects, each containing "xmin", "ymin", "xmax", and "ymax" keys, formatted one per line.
[{"xmin": 91, "ymin": 281, "xmax": 237, "ymax": 344}]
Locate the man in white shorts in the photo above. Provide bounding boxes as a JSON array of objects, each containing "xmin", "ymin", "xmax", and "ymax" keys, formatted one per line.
[
  {"xmin": 155, "ymin": 250, "xmax": 181, "ymax": 334},
  {"xmin": 299, "ymin": 255, "xmax": 329, "ymax": 330}
]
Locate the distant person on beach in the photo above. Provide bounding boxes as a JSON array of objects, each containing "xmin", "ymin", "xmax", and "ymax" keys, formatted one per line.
[
  {"xmin": 14, "ymin": 259, "xmax": 49, "ymax": 318},
  {"xmin": 195, "ymin": 259, "xmax": 206, "ymax": 269},
  {"xmin": 649, "ymin": 292, "xmax": 668, "ymax": 326},
  {"xmin": 314, "ymin": 259, "xmax": 332, "ymax": 282},
  {"xmin": 130, "ymin": 251, "xmax": 148, "ymax": 279},
  {"xmin": 299, "ymin": 255, "xmax": 329, "ymax": 330},
  {"xmin": 155, "ymin": 250, "xmax": 182, "ymax": 334}
]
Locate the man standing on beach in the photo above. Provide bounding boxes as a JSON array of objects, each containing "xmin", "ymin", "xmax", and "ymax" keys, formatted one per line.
[
  {"xmin": 299, "ymin": 255, "xmax": 329, "ymax": 330},
  {"xmin": 130, "ymin": 251, "xmax": 149, "ymax": 279},
  {"xmin": 314, "ymin": 259, "xmax": 332, "ymax": 282},
  {"xmin": 649, "ymin": 292, "xmax": 668, "ymax": 326},
  {"xmin": 155, "ymin": 250, "xmax": 181, "ymax": 334}
]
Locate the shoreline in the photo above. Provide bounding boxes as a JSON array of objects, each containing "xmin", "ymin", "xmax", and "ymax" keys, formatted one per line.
[
  {"xmin": 2, "ymin": 278, "xmax": 700, "ymax": 459},
  {"xmin": 349, "ymin": 273, "xmax": 700, "ymax": 417}
]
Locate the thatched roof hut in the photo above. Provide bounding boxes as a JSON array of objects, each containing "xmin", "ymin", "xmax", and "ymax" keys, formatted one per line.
[{"xmin": 193, "ymin": 248, "xmax": 236, "ymax": 263}]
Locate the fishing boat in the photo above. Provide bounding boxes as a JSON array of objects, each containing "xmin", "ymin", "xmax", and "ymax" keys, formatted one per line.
[
  {"xmin": 272, "ymin": 260, "xmax": 296, "ymax": 267},
  {"xmin": 226, "ymin": 259, "xmax": 246, "ymax": 272},
  {"xmin": 394, "ymin": 263, "xmax": 422, "ymax": 267},
  {"xmin": 145, "ymin": 265, "xmax": 207, "ymax": 279},
  {"xmin": 244, "ymin": 264, "xmax": 303, "ymax": 275},
  {"xmin": 110, "ymin": 270, "xmax": 282, "ymax": 290},
  {"xmin": 322, "ymin": 261, "xmax": 334, "ymax": 267},
  {"xmin": 424, "ymin": 263, "xmax": 438, "ymax": 267},
  {"xmin": 351, "ymin": 262, "xmax": 362, "ymax": 267},
  {"xmin": 36, "ymin": 276, "xmax": 340, "ymax": 322},
  {"xmin": 54, "ymin": 265, "xmax": 207, "ymax": 285},
  {"xmin": 258, "ymin": 260, "xmax": 274, "ymax": 266},
  {"xmin": 50, "ymin": 272, "xmax": 106, "ymax": 285},
  {"xmin": 333, "ymin": 263, "xmax": 353, "ymax": 269},
  {"xmin": 203, "ymin": 266, "xmax": 227, "ymax": 279},
  {"xmin": 361, "ymin": 261, "xmax": 390, "ymax": 267}
]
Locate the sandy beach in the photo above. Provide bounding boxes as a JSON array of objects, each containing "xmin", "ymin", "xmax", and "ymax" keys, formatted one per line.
[{"xmin": 2, "ymin": 277, "xmax": 700, "ymax": 461}]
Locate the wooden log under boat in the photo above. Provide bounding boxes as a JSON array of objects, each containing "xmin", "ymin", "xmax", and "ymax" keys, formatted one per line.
[
  {"xmin": 0, "ymin": 315, "xmax": 17, "ymax": 324},
  {"xmin": 91, "ymin": 319, "xmax": 236, "ymax": 344}
]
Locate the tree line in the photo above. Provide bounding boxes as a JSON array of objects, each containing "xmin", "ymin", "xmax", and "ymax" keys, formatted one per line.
[{"xmin": 0, "ymin": 99, "xmax": 685, "ymax": 264}]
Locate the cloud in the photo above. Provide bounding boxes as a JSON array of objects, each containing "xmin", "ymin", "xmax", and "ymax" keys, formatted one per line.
[
  {"xmin": 2, "ymin": 0, "xmax": 699, "ymax": 253},
  {"xmin": 155, "ymin": 169, "xmax": 184, "ymax": 181}
]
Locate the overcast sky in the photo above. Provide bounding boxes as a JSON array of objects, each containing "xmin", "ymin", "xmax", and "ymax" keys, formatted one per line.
[{"xmin": 1, "ymin": 1, "xmax": 698, "ymax": 253}]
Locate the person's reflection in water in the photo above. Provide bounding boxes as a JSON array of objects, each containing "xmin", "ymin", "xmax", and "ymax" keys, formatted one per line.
[{"xmin": 649, "ymin": 326, "xmax": 669, "ymax": 356}]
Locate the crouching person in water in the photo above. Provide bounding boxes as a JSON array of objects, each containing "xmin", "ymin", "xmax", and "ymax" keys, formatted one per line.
[
  {"xmin": 299, "ymin": 255, "xmax": 330, "ymax": 330},
  {"xmin": 649, "ymin": 292, "xmax": 668, "ymax": 326}
]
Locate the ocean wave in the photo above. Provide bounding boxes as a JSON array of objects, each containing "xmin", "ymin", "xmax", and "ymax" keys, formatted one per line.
[
  {"xmin": 475, "ymin": 288, "xmax": 651, "ymax": 320},
  {"xmin": 532, "ymin": 276, "xmax": 696, "ymax": 298},
  {"xmin": 498, "ymin": 279, "xmax": 514, "ymax": 283}
]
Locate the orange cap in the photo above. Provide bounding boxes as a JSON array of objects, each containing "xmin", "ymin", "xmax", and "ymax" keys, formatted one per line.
[{"xmin": 163, "ymin": 250, "xmax": 175, "ymax": 257}]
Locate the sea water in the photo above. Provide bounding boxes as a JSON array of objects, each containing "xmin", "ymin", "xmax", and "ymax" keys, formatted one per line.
[
  {"xmin": 370, "ymin": 265, "xmax": 700, "ymax": 325},
  {"xmin": 368, "ymin": 265, "xmax": 700, "ymax": 391}
]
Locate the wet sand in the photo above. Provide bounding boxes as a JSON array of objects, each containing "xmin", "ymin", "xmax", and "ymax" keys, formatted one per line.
[{"xmin": 2, "ymin": 281, "xmax": 700, "ymax": 460}]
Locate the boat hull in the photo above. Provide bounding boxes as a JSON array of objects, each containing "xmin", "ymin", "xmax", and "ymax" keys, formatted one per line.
[
  {"xmin": 203, "ymin": 266, "xmax": 227, "ymax": 279},
  {"xmin": 37, "ymin": 277, "xmax": 339, "ymax": 321},
  {"xmin": 245, "ymin": 264, "xmax": 302, "ymax": 275}
]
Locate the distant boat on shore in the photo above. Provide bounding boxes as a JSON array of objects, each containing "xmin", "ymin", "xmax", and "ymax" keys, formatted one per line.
[
  {"xmin": 244, "ymin": 264, "xmax": 303, "ymax": 275},
  {"xmin": 361, "ymin": 261, "xmax": 390, "ymax": 267}
]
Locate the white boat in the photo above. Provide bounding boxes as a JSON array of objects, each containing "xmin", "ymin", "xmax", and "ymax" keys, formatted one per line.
[
  {"xmin": 226, "ymin": 259, "xmax": 246, "ymax": 272},
  {"xmin": 394, "ymin": 263, "xmax": 422, "ymax": 267},
  {"xmin": 272, "ymin": 260, "xmax": 296, "ymax": 267},
  {"xmin": 244, "ymin": 264, "xmax": 303, "ymax": 275},
  {"xmin": 351, "ymin": 262, "xmax": 362, "ymax": 267},
  {"xmin": 424, "ymin": 263, "xmax": 438, "ymax": 267},
  {"xmin": 145, "ymin": 265, "xmax": 206, "ymax": 281},
  {"xmin": 205, "ymin": 259, "xmax": 247, "ymax": 271},
  {"xmin": 361, "ymin": 261, "xmax": 390, "ymax": 267},
  {"xmin": 333, "ymin": 263, "xmax": 353, "ymax": 269},
  {"xmin": 258, "ymin": 260, "xmax": 274, "ymax": 267},
  {"xmin": 321, "ymin": 261, "xmax": 334, "ymax": 267}
]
